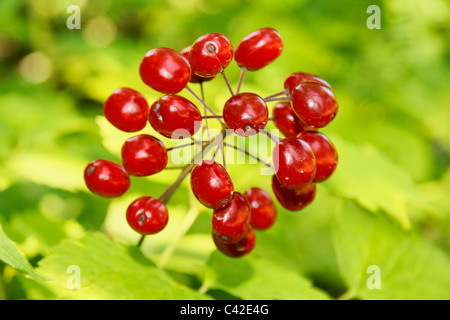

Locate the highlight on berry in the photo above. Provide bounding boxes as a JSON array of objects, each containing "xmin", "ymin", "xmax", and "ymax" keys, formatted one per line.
[{"xmin": 83, "ymin": 27, "xmax": 339, "ymax": 258}]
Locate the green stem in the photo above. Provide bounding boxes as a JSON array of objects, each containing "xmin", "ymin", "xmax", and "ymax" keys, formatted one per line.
[{"xmin": 157, "ymin": 205, "xmax": 200, "ymax": 268}]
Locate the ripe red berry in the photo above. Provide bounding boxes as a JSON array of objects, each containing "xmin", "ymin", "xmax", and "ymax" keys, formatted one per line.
[
  {"xmin": 189, "ymin": 33, "xmax": 233, "ymax": 77},
  {"xmin": 84, "ymin": 159, "xmax": 130, "ymax": 198},
  {"xmin": 103, "ymin": 88, "xmax": 149, "ymax": 133},
  {"xmin": 212, "ymin": 226, "xmax": 256, "ymax": 258},
  {"xmin": 291, "ymin": 82, "xmax": 338, "ymax": 128},
  {"xmin": 244, "ymin": 187, "xmax": 276, "ymax": 230},
  {"xmin": 148, "ymin": 94, "xmax": 202, "ymax": 139},
  {"xmin": 190, "ymin": 160, "xmax": 234, "ymax": 209},
  {"xmin": 121, "ymin": 134, "xmax": 168, "ymax": 177},
  {"xmin": 273, "ymin": 136, "xmax": 316, "ymax": 189},
  {"xmin": 126, "ymin": 196, "xmax": 168, "ymax": 235},
  {"xmin": 139, "ymin": 47, "xmax": 191, "ymax": 94},
  {"xmin": 284, "ymin": 72, "xmax": 333, "ymax": 94},
  {"xmin": 271, "ymin": 175, "xmax": 316, "ymax": 211},
  {"xmin": 297, "ymin": 131, "xmax": 338, "ymax": 182},
  {"xmin": 223, "ymin": 92, "xmax": 268, "ymax": 136},
  {"xmin": 181, "ymin": 46, "xmax": 215, "ymax": 84},
  {"xmin": 273, "ymin": 102, "xmax": 315, "ymax": 138},
  {"xmin": 234, "ymin": 27, "xmax": 283, "ymax": 71},
  {"xmin": 212, "ymin": 192, "xmax": 251, "ymax": 244}
]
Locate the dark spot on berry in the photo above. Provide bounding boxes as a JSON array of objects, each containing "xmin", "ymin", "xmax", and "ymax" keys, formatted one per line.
[
  {"xmin": 207, "ymin": 44, "xmax": 216, "ymax": 53},
  {"xmin": 87, "ymin": 166, "xmax": 95, "ymax": 176},
  {"xmin": 138, "ymin": 213, "xmax": 146, "ymax": 225}
]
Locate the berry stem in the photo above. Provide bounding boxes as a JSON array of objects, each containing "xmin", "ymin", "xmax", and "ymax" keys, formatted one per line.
[
  {"xmin": 260, "ymin": 129, "xmax": 281, "ymax": 143},
  {"xmin": 200, "ymin": 82, "xmax": 211, "ymax": 141},
  {"xmin": 224, "ymin": 142, "xmax": 272, "ymax": 169},
  {"xmin": 221, "ymin": 140, "xmax": 226, "ymax": 169},
  {"xmin": 185, "ymin": 85, "xmax": 225, "ymax": 125},
  {"xmin": 212, "ymin": 129, "xmax": 227, "ymax": 162},
  {"xmin": 263, "ymin": 88, "xmax": 290, "ymax": 100},
  {"xmin": 165, "ymin": 141, "xmax": 200, "ymax": 152},
  {"xmin": 137, "ymin": 235, "xmax": 145, "ymax": 247},
  {"xmin": 202, "ymin": 115, "xmax": 223, "ymax": 119},
  {"xmin": 236, "ymin": 66, "xmax": 247, "ymax": 95},
  {"xmin": 157, "ymin": 203, "xmax": 200, "ymax": 268},
  {"xmin": 164, "ymin": 165, "xmax": 192, "ymax": 170},
  {"xmin": 263, "ymin": 95, "xmax": 291, "ymax": 103},
  {"xmin": 158, "ymin": 162, "xmax": 196, "ymax": 203},
  {"xmin": 221, "ymin": 70, "xmax": 234, "ymax": 96}
]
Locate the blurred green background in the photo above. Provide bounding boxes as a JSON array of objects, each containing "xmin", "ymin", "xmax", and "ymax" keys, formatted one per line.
[{"xmin": 0, "ymin": 0, "xmax": 449, "ymax": 300}]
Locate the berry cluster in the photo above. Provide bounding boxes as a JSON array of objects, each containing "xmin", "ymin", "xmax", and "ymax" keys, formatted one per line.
[{"xmin": 83, "ymin": 27, "xmax": 338, "ymax": 258}]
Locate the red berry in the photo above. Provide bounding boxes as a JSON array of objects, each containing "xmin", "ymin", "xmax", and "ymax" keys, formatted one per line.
[
  {"xmin": 212, "ymin": 226, "xmax": 255, "ymax": 258},
  {"xmin": 139, "ymin": 47, "xmax": 191, "ymax": 94},
  {"xmin": 121, "ymin": 134, "xmax": 168, "ymax": 177},
  {"xmin": 189, "ymin": 33, "xmax": 233, "ymax": 77},
  {"xmin": 180, "ymin": 46, "xmax": 215, "ymax": 83},
  {"xmin": 244, "ymin": 187, "xmax": 276, "ymax": 230},
  {"xmin": 223, "ymin": 92, "xmax": 268, "ymax": 137},
  {"xmin": 271, "ymin": 175, "xmax": 316, "ymax": 211},
  {"xmin": 148, "ymin": 94, "xmax": 202, "ymax": 139},
  {"xmin": 284, "ymin": 72, "xmax": 332, "ymax": 94},
  {"xmin": 273, "ymin": 102, "xmax": 315, "ymax": 138},
  {"xmin": 190, "ymin": 160, "xmax": 234, "ymax": 209},
  {"xmin": 234, "ymin": 27, "xmax": 283, "ymax": 71},
  {"xmin": 126, "ymin": 196, "xmax": 168, "ymax": 235},
  {"xmin": 291, "ymin": 82, "xmax": 338, "ymax": 128},
  {"xmin": 103, "ymin": 88, "xmax": 149, "ymax": 132},
  {"xmin": 297, "ymin": 131, "xmax": 338, "ymax": 182},
  {"xmin": 212, "ymin": 192, "xmax": 251, "ymax": 244},
  {"xmin": 84, "ymin": 159, "xmax": 130, "ymax": 198},
  {"xmin": 273, "ymin": 136, "xmax": 316, "ymax": 189}
]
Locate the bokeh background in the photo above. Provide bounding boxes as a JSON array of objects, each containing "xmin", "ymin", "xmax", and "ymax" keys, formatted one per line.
[{"xmin": 0, "ymin": 0, "xmax": 449, "ymax": 300}]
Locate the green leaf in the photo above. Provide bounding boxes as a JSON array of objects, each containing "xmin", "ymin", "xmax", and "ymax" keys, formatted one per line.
[
  {"xmin": 203, "ymin": 251, "xmax": 330, "ymax": 300},
  {"xmin": 325, "ymin": 136, "xmax": 433, "ymax": 229},
  {"xmin": 6, "ymin": 149, "xmax": 88, "ymax": 192},
  {"xmin": 36, "ymin": 232, "xmax": 210, "ymax": 299},
  {"xmin": 252, "ymin": 185, "xmax": 347, "ymax": 297},
  {"xmin": 333, "ymin": 200, "xmax": 450, "ymax": 300},
  {"xmin": 0, "ymin": 224, "xmax": 47, "ymax": 281}
]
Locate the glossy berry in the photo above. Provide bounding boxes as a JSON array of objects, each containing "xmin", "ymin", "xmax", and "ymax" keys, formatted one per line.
[
  {"xmin": 234, "ymin": 27, "xmax": 283, "ymax": 71},
  {"xmin": 139, "ymin": 47, "xmax": 191, "ymax": 94},
  {"xmin": 84, "ymin": 159, "xmax": 130, "ymax": 198},
  {"xmin": 244, "ymin": 187, "xmax": 276, "ymax": 230},
  {"xmin": 273, "ymin": 136, "xmax": 316, "ymax": 189},
  {"xmin": 126, "ymin": 196, "xmax": 168, "ymax": 235},
  {"xmin": 271, "ymin": 175, "xmax": 316, "ymax": 211},
  {"xmin": 212, "ymin": 192, "xmax": 251, "ymax": 244},
  {"xmin": 213, "ymin": 226, "xmax": 255, "ymax": 258},
  {"xmin": 149, "ymin": 94, "xmax": 202, "ymax": 139},
  {"xmin": 273, "ymin": 102, "xmax": 315, "ymax": 138},
  {"xmin": 121, "ymin": 134, "xmax": 168, "ymax": 177},
  {"xmin": 291, "ymin": 82, "xmax": 338, "ymax": 128},
  {"xmin": 181, "ymin": 46, "xmax": 215, "ymax": 83},
  {"xmin": 284, "ymin": 72, "xmax": 332, "ymax": 94},
  {"xmin": 189, "ymin": 33, "xmax": 233, "ymax": 77},
  {"xmin": 190, "ymin": 160, "xmax": 234, "ymax": 209},
  {"xmin": 223, "ymin": 92, "xmax": 268, "ymax": 136},
  {"xmin": 103, "ymin": 88, "xmax": 149, "ymax": 132},
  {"xmin": 297, "ymin": 131, "xmax": 338, "ymax": 182}
]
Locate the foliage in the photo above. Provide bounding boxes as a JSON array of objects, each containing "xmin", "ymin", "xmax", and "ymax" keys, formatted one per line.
[{"xmin": 0, "ymin": 0, "xmax": 449, "ymax": 300}]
